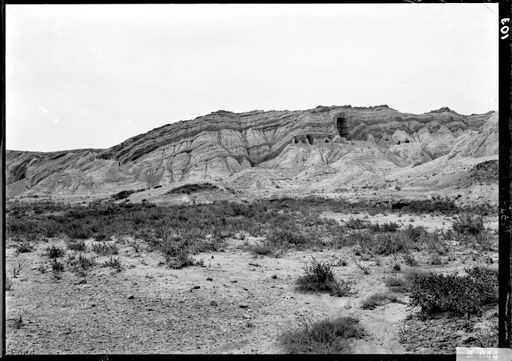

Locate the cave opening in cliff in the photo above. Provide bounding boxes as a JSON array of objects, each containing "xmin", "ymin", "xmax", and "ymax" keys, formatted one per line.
[
  {"xmin": 337, "ymin": 117, "xmax": 349, "ymax": 138},
  {"xmin": 306, "ymin": 135, "xmax": 313, "ymax": 145}
]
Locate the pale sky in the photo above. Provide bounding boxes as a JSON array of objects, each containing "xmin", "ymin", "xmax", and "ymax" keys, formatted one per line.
[{"xmin": 6, "ymin": 4, "xmax": 498, "ymax": 152}]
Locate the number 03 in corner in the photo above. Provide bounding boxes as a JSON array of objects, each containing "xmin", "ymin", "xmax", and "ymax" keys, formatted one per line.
[{"xmin": 501, "ymin": 18, "xmax": 510, "ymax": 40}]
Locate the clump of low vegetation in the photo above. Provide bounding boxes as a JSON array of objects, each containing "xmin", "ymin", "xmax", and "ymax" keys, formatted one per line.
[
  {"xmin": 91, "ymin": 242, "xmax": 118, "ymax": 256},
  {"xmin": 94, "ymin": 232, "xmax": 111, "ymax": 242},
  {"xmin": 66, "ymin": 253, "xmax": 96, "ymax": 277},
  {"xmin": 430, "ymin": 254, "xmax": 442, "ymax": 265},
  {"xmin": 250, "ymin": 241, "xmax": 276, "ymax": 257},
  {"xmin": 345, "ymin": 218, "xmax": 367, "ymax": 229},
  {"xmin": 408, "ymin": 266, "xmax": 498, "ymax": 317},
  {"xmin": 13, "ymin": 314, "xmax": 23, "ymax": 329},
  {"xmin": 452, "ymin": 214, "xmax": 485, "ymax": 235},
  {"xmin": 74, "ymin": 253, "xmax": 96, "ymax": 271},
  {"xmin": 103, "ymin": 257, "xmax": 122, "ymax": 272},
  {"xmin": 385, "ymin": 276, "xmax": 409, "ymax": 293},
  {"xmin": 361, "ymin": 292, "xmax": 403, "ymax": 310},
  {"xmin": 354, "ymin": 260, "xmax": 370, "ymax": 275},
  {"xmin": 5, "ymin": 277, "xmax": 13, "ymax": 291},
  {"xmin": 296, "ymin": 258, "xmax": 351, "ymax": 297},
  {"xmin": 45, "ymin": 245, "xmax": 65, "ymax": 259},
  {"xmin": 51, "ymin": 259, "xmax": 65, "ymax": 274},
  {"xmin": 402, "ymin": 252, "xmax": 418, "ymax": 266},
  {"xmin": 166, "ymin": 250, "xmax": 196, "ymax": 269},
  {"xmin": 15, "ymin": 241, "xmax": 34, "ymax": 254},
  {"xmin": 280, "ymin": 316, "xmax": 364, "ymax": 353},
  {"xmin": 368, "ymin": 222, "xmax": 400, "ymax": 233},
  {"xmin": 266, "ymin": 228, "xmax": 309, "ymax": 249},
  {"xmin": 66, "ymin": 239, "xmax": 87, "ymax": 252},
  {"xmin": 37, "ymin": 263, "xmax": 48, "ymax": 274},
  {"xmin": 11, "ymin": 262, "xmax": 22, "ymax": 278}
]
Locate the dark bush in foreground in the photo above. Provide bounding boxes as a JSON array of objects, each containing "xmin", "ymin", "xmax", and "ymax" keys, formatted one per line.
[
  {"xmin": 296, "ymin": 259, "xmax": 351, "ymax": 297},
  {"xmin": 280, "ymin": 316, "xmax": 364, "ymax": 353},
  {"xmin": 408, "ymin": 267, "xmax": 498, "ymax": 317},
  {"xmin": 45, "ymin": 245, "xmax": 65, "ymax": 259}
]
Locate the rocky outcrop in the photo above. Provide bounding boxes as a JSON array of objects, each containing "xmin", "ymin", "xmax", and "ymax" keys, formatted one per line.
[{"xmin": 5, "ymin": 105, "xmax": 497, "ymax": 198}]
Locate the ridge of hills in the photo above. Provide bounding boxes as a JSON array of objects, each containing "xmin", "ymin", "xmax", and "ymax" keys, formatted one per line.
[{"xmin": 6, "ymin": 105, "xmax": 498, "ymax": 206}]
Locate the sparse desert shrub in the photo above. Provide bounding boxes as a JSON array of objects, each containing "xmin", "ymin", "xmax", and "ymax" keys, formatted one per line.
[
  {"xmin": 296, "ymin": 258, "xmax": 351, "ymax": 297},
  {"xmin": 333, "ymin": 258, "xmax": 347, "ymax": 267},
  {"xmin": 345, "ymin": 218, "xmax": 367, "ymax": 230},
  {"xmin": 91, "ymin": 242, "xmax": 118, "ymax": 256},
  {"xmin": 51, "ymin": 259, "xmax": 65, "ymax": 273},
  {"xmin": 403, "ymin": 225, "xmax": 427, "ymax": 243},
  {"xmin": 65, "ymin": 221, "xmax": 93, "ymax": 240},
  {"xmin": 280, "ymin": 316, "xmax": 364, "ymax": 353},
  {"xmin": 104, "ymin": 257, "xmax": 122, "ymax": 272},
  {"xmin": 334, "ymin": 231, "xmax": 372, "ymax": 248},
  {"xmin": 250, "ymin": 242, "xmax": 275, "ymax": 256},
  {"xmin": 402, "ymin": 252, "xmax": 417, "ymax": 266},
  {"xmin": 15, "ymin": 241, "xmax": 34, "ymax": 254},
  {"xmin": 474, "ymin": 320, "xmax": 498, "ymax": 348},
  {"xmin": 5, "ymin": 277, "xmax": 12, "ymax": 291},
  {"xmin": 385, "ymin": 276, "xmax": 409, "ymax": 293},
  {"xmin": 361, "ymin": 292, "xmax": 402, "ymax": 310},
  {"xmin": 453, "ymin": 214, "xmax": 485, "ymax": 235},
  {"xmin": 45, "ymin": 245, "xmax": 65, "ymax": 259},
  {"xmin": 76, "ymin": 253, "xmax": 96, "ymax": 271},
  {"xmin": 130, "ymin": 241, "xmax": 142, "ymax": 253},
  {"xmin": 11, "ymin": 262, "xmax": 22, "ymax": 278},
  {"xmin": 408, "ymin": 267, "xmax": 498, "ymax": 317},
  {"xmin": 212, "ymin": 227, "xmax": 233, "ymax": 240},
  {"xmin": 13, "ymin": 314, "xmax": 23, "ymax": 329},
  {"xmin": 166, "ymin": 249, "xmax": 195, "ymax": 269},
  {"xmin": 266, "ymin": 228, "xmax": 309, "ymax": 249},
  {"xmin": 368, "ymin": 222, "xmax": 400, "ymax": 233},
  {"xmin": 94, "ymin": 232, "xmax": 110, "ymax": 242},
  {"xmin": 430, "ymin": 254, "xmax": 442, "ymax": 265},
  {"xmin": 66, "ymin": 253, "xmax": 96, "ymax": 277},
  {"xmin": 372, "ymin": 233, "xmax": 409, "ymax": 255},
  {"xmin": 466, "ymin": 266, "xmax": 498, "ymax": 304},
  {"xmin": 354, "ymin": 261, "xmax": 370, "ymax": 275},
  {"xmin": 37, "ymin": 263, "xmax": 48, "ymax": 274},
  {"xmin": 66, "ymin": 239, "xmax": 87, "ymax": 252}
]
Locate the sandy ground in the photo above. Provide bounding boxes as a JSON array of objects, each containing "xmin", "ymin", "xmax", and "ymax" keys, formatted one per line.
[{"xmin": 5, "ymin": 213, "xmax": 498, "ymax": 354}]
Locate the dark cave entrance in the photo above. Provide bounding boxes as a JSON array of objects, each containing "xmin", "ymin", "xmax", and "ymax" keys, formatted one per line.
[
  {"xmin": 306, "ymin": 135, "xmax": 313, "ymax": 145},
  {"xmin": 337, "ymin": 117, "xmax": 349, "ymax": 138}
]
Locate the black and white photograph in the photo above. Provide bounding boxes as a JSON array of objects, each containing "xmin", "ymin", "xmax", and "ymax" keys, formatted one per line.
[{"xmin": 4, "ymin": 3, "xmax": 501, "ymax": 354}]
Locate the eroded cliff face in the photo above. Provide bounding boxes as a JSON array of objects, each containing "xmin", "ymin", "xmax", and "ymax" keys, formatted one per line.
[{"xmin": 5, "ymin": 105, "xmax": 497, "ymax": 198}]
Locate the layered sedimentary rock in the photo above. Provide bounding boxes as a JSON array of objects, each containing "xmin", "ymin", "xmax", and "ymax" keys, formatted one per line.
[{"xmin": 5, "ymin": 105, "xmax": 497, "ymax": 198}]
